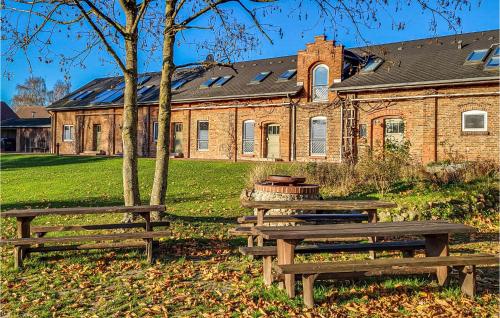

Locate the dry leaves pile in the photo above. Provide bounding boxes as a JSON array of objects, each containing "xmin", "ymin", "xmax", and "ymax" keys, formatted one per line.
[{"xmin": 0, "ymin": 221, "xmax": 498, "ymax": 317}]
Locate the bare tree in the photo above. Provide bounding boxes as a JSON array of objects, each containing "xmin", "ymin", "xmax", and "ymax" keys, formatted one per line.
[
  {"xmin": 2, "ymin": 0, "xmax": 154, "ymax": 220},
  {"xmin": 11, "ymin": 76, "xmax": 48, "ymax": 108},
  {"xmin": 149, "ymin": 0, "xmax": 275, "ymax": 219},
  {"xmin": 47, "ymin": 80, "xmax": 71, "ymax": 104}
]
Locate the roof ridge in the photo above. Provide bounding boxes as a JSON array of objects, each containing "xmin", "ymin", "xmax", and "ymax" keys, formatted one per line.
[{"xmin": 347, "ymin": 29, "xmax": 499, "ymax": 50}]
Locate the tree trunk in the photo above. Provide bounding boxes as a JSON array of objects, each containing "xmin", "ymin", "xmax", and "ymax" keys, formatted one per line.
[
  {"xmin": 150, "ymin": 0, "xmax": 176, "ymax": 220},
  {"xmin": 122, "ymin": 8, "xmax": 141, "ymax": 222}
]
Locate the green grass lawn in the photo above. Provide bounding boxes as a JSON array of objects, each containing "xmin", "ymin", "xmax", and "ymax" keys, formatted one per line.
[{"xmin": 1, "ymin": 154, "xmax": 498, "ymax": 317}]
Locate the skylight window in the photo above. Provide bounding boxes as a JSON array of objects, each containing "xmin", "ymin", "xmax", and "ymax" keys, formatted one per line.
[
  {"xmin": 114, "ymin": 81, "xmax": 126, "ymax": 90},
  {"xmin": 200, "ymin": 77, "xmax": 220, "ymax": 89},
  {"xmin": 484, "ymin": 45, "xmax": 500, "ymax": 70},
  {"xmin": 465, "ymin": 49, "xmax": 489, "ymax": 63},
  {"xmin": 91, "ymin": 89, "xmax": 123, "ymax": 104},
  {"xmin": 71, "ymin": 90, "xmax": 93, "ymax": 101},
  {"xmin": 171, "ymin": 79, "xmax": 187, "ymax": 90},
  {"xmin": 277, "ymin": 69, "xmax": 297, "ymax": 81},
  {"xmin": 137, "ymin": 85, "xmax": 154, "ymax": 96},
  {"xmin": 361, "ymin": 57, "xmax": 383, "ymax": 73},
  {"xmin": 250, "ymin": 71, "xmax": 271, "ymax": 84},
  {"xmin": 213, "ymin": 75, "xmax": 233, "ymax": 87},
  {"xmin": 113, "ymin": 75, "xmax": 151, "ymax": 90},
  {"xmin": 137, "ymin": 75, "xmax": 151, "ymax": 85}
]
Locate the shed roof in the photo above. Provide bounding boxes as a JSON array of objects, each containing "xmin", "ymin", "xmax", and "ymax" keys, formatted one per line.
[{"xmin": 1, "ymin": 118, "xmax": 51, "ymax": 128}]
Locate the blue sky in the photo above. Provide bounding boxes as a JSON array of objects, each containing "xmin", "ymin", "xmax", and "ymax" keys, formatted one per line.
[{"xmin": 1, "ymin": 1, "xmax": 499, "ymax": 104}]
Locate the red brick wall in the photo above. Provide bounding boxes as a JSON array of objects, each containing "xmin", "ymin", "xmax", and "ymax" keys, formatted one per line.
[
  {"xmin": 354, "ymin": 84, "xmax": 499, "ymax": 164},
  {"xmin": 297, "ymin": 35, "xmax": 343, "ymax": 102}
]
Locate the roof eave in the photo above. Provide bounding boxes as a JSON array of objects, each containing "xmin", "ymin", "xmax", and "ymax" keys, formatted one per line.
[
  {"xmin": 47, "ymin": 89, "xmax": 302, "ymax": 111},
  {"xmin": 331, "ymin": 76, "xmax": 500, "ymax": 93}
]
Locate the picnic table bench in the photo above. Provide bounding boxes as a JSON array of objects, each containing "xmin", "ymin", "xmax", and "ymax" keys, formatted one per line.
[
  {"xmin": 0, "ymin": 205, "xmax": 170, "ymax": 269},
  {"xmin": 254, "ymin": 220, "xmax": 497, "ymax": 307},
  {"xmin": 238, "ymin": 199, "xmax": 396, "ymax": 250},
  {"xmin": 233, "ymin": 199, "xmax": 400, "ymax": 285}
]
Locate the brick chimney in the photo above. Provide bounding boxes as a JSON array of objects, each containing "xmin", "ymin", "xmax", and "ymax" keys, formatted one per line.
[{"xmin": 296, "ymin": 35, "xmax": 344, "ymax": 102}]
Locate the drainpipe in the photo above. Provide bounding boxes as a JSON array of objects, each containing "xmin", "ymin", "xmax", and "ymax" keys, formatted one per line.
[
  {"xmin": 288, "ymin": 93, "xmax": 296, "ymax": 161},
  {"xmin": 339, "ymin": 102, "xmax": 344, "ymax": 162}
]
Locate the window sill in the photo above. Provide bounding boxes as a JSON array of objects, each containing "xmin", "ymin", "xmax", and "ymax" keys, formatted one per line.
[
  {"xmin": 197, "ymin": 149, "xmax": 209, "ymax": 152},
  {"xmin": 309, "ymin": 155, "xmax": 327, "ymax": 159},
  {"xmin": 62, "ymin": 140, "xmax": 74, "ymax": 142},
  {"xmin": 461, "ymin": 131, "xmax": 489, "ymax": 136},
  {"xmin": 242, "ymin": 153, "xmax": 255, "ymax": 157}
]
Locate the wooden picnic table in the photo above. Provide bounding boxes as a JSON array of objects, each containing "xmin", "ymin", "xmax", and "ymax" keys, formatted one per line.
[
  {"xmin": 241, "ymin": 199, "xmax": 397, "ymax": 255},
  {"xmin": 253, "ymin": 220, "xmax": 476, "ymax": 298},
  {"xmin": 0, "ymin": 205, "xmax": 167, "ymax": 268}
]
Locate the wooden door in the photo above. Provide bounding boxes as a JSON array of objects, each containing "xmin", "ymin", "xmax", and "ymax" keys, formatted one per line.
[
  {"xmin": 173, "ymin": 122, "xmax": 183, "ymax": 154},
  {"xmin": 92, "ymin": 124, "xmax": 101, "ymax": 151},
  {"xmin": 266, "ymin": 124, "xmax": 280, "ymax": 159}
]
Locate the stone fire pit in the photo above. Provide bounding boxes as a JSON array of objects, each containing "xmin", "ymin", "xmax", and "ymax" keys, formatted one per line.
[{"xmin": 248, "ymin": 175, "xmax": 320, "ymax": 217}]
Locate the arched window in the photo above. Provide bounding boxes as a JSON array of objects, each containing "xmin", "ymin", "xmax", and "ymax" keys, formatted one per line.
[
  {"xmin": 462, "ymin": 110, "xmax": 487, "ymax": 132},
  {"xmin": 242, "ymin": 120, "xmax": 255, "ymax": 154},
  {"xmin": 310, "ymin": 116, "xmax": 327, "ymax": 155},
  {"xmin": 312, "ymin": 65, "xmax": 329, "ymax": 102}
]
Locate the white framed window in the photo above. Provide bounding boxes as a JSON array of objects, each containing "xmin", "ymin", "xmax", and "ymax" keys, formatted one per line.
[
  {"xmin": 312, "ymin": 65, "xmax": 329, "ymax": 102},
  {"xmin": 310, "ymin": 117, "xmax": 327, "ymax": 156},
  {"xmin": 197, "ymin": 120, "xmax": 209, "ymax": 151},
  {"xmin": 63, "ymin": 125, "xmax": 74, "ymax": 141},
  {"xmin": 462, "ymin": 110, "xmax": 487, "ymax": 132},
  {"xmin": 242, "ymin": 120, "xmax": 255, "ymax": 154},
  {"xmin": 153, "ymin": 122, "xmax": 159, "ymax": 142}
]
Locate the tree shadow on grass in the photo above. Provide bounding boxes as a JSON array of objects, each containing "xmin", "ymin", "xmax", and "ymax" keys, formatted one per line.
[{"xmin": 1, "ymin": 154, "xmax": 112, "ymax": 170}]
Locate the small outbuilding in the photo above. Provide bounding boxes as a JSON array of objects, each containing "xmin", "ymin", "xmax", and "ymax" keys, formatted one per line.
[{"xmin": 1, "ymin": 117, "xmax": 51, "ymax": 153}]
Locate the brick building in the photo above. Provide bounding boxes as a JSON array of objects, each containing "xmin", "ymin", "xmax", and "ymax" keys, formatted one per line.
[{"xmin": 48, "ymin": 30, "xmax": 499, "ymax": 163}]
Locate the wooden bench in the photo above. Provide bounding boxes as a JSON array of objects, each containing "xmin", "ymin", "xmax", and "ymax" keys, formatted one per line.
[
  {"xmin": 275, "ymin": 254, "xmax": 499, "ymax": 308},
  {"xmin": 240, "ymin": 240, "xmax": 426, "ymax": 285},
  {"xmin": 0, "ymin": 205, "xmax": 169, "ymax": 269}
]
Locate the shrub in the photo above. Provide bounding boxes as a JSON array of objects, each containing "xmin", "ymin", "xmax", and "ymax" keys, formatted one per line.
[
  {"xmin": 356, "ymin": 140, "xmax": 418, "ymax": 195},
  {"xmin": 295, "ymin": 162, "xmax": 358, "ymax": 196},
  {"xmin": 423, "ymin": 160, "xmax": 499, "ymax": 186}
]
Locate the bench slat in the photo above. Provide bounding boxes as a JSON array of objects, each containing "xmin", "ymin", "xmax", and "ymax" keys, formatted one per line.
[
  {"xmin": 0, "ymin": 205, "xmax": 166, "ymax": 218},
  {"xmin": 237, "ymin": 214, "xmax": 368, "ymax": 224},
  {"xmin": 275, "ymin": 254, "xmax": 499, "ymax": 275},
  {"xmin": 241, "ymin": 200, "xmax": 397, "ymax": 210},
  {"xmin": 31, "ymin": 221, "xmax": 170, "ymax": 234},
  {"xmin": 229, "ymin": 227, "xmax": 253, "ymax": 235},
  {"xmin": 239, "ymin": 240, "xmax": 426, "ymax": 256},
  {"xmin": 0, "ymin": 230, "xmax": 171, "ymax": 246}
]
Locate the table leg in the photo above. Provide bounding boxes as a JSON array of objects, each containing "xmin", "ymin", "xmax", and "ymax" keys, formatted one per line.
[
  {"xmin": 367, "ymin": 209, "xmax": 377, "ymax": 259},
  {"xmin": 15, "ymin": 217, "xmax": 33, "ymax": 270},
  {"xmin": 424, "ymin": 234, "xmax": 449, "ymax": 286},
  {"xmin": 139, "ymin": 212, "xmax": 153, "ymax": 264},
  {"xmin": 277, "ymin": 239, "xmax": 298, "ymax": 298},
  {"xmin": 256, "ymin": 208, "xmax": 267, "ymax": 247}
]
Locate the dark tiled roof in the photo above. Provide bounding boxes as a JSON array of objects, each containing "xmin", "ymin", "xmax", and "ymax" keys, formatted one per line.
[
  {"xmin": 1, "ymin": 118, "xmax": 51, "ymax": 128},
  {"xmin": 333, "ymin": 29, "xmax": 500, "ymax": 91},
  {"xmin": 48, "ymin": 30, "xmax": 500, "ymax": 111},
  {"xmin": 48, "ymin": 55, "xmax": 302, "ymax": 110},
  {"xmin": 15, "ymin": 105, "xmax": 51, "ymax": 118},
  {"xmin": 1, "ymin": 102, "xmax": 18, "ymax": 121}
]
